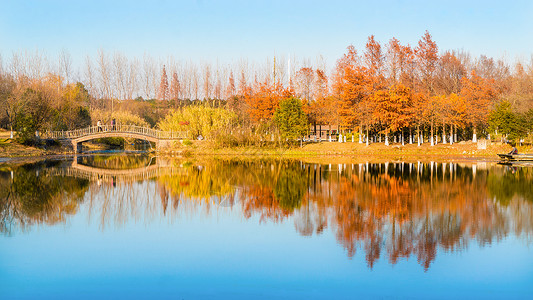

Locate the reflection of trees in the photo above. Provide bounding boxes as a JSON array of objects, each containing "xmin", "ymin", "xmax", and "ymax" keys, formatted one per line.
[
  {"xmin": 0, "ymin": 161, "xmax": 89, "ymax": 235},
  {"xmin": 488, "ymin": 166, "xmax": 533, "ymax": 204},
  {"xmin": 157, "ymin": 159, "xmax": 533, "ymax": 269},
  {"xmin": 78, "ymin": 153, "xmax": 153, "ymax": 169},
  {"xmin": 317, "ymin": 163, "xmax": 517, "ymax": 269},
  {"xmin": 2, "ymin": 157, "xmax": 532, "ymax": 270}
]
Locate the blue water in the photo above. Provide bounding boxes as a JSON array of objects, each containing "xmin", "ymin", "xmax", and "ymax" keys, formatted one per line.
[{"xmin": 1, "ymin": 158, "xmax": 532, "ymax": 299}]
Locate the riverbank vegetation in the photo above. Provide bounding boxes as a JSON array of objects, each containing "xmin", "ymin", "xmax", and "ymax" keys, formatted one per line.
[{"xmin": 1, "ymin": 31, "xmax": 532, "ymax": 151}]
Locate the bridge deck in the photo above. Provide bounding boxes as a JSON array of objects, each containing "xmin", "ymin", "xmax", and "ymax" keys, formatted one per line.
[{"xmin": 42, "ymin": 125, "xmax": 187, "ymax": 140}]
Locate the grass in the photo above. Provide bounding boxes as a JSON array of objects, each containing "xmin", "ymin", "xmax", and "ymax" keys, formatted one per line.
[{"xmin": 177, "ymin": 139, "xmax": 523, "ymax": 161}]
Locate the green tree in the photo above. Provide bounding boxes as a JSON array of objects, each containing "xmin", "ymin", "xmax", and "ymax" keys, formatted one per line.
[
  {"xmin": 273, "ymin": 97, "xmax": 308, "ymax": 142},
  {"xmin": 14, "ymin": 88, "xmax": 52, "ymax": 144},
  {"xmin": 488, "ymin": 101, "xmax": 525, "ymax": 141}
]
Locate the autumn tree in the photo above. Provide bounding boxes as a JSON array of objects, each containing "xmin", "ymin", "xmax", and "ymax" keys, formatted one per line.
[
  {"xmin": 435, "ymin": 51, "xmax": 465, "ymax": 95},
  {"xmin": 295, "ymin": 67, "xmax": 315, "ymax": 102},
  {"xmin": 386, "ymin": 38, "xmax": 415, "ymax": 86},
  {"xmin": 447, "ymin": 93, "xmax": 468, "ymax": 143},
  {"xmin": 54, "ymin": 82, "xmax": 92, "ymax": 130},
  {"xmin": 225, "ymin": 71, "xmax": 236, "ymax": 99},
  {"xmin": 157, "ymin": 65, "xmax": 169, "ymax": 101},
  {"xmin": 170, "ymin": 72, "xmax": 180, "ymax": 103},
  {"xmin": 0, "ymin": 74, "xmax": 17, "ymax": 136},
  {"xmin": 460, "ymin": 71, "xmax": 498, "ymax": 141},
  {"xmin": 372, "ymin": 84, "xmax": 414, "ymax": 145},
  {"xmin": 415, "ymin": 30, "xmax": 439, "ymax": 95},
  {"xmin": 13, "ymin": 88, "xmax": 52, "ymax": 144},
  {"xmin": 333, "ymin": 45, "xmax": 373, "ymax": 139},
  {"xmin": 364, "ymin": 35, "xmax": 385, "ymax": 88},
  {"xmin": 244, "ymin": 81, "xmax": 289, "ymax": 123}
]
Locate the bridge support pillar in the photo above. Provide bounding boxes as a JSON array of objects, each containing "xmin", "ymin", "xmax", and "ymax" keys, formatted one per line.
[
  {"xmin": 156, "ymin": 140, "xmax": 172, "ymax": 151},
  {"xmin": 72, "ymin": 141, "xmax": 82, "ymax": 153}
]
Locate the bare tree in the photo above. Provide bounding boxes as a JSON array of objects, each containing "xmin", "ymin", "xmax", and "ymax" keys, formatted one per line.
[
  {"xmin": 83, "ymin": 55, "xmax": 96, "ymax": 107},
  {"xmin": 59, "ymin": 49, "xmax": 72, "ymax": 84},
  {"xmin": 191, "ymin": 64, "xmax": 199, "ymax": 100},
  {"xmin": 170, "ymin": 71, "xmax": 180, "ymax": 101},
  {"xmin": 142, "ymin": 53, "xmax": 157, "ymax": 99},
  {"xmin": 10, "ymin": 52, "xmax": 24, "ymax": 80},
  {"xmin": 157, "ymin": 65, "xmax": 169, "ymax": 100},
  {"xmin": 203, "ymin": 63, "xmax": 211, "ymax": 99},
  {"xmin": 126, "ymin": 57, "xmax": 139, "ymax": 100},
  {"xmin": 113, "ymin": 52, "xmax": 127, "ymax": 100},
  {"xmin": 97, "ymin": 49, "xmax": 113, "ymax": 110}
]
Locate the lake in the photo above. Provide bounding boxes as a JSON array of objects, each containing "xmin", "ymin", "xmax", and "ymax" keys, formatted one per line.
[{"xmin": 1, "ymin": 154, "xmax": 532, "ymax": 299}]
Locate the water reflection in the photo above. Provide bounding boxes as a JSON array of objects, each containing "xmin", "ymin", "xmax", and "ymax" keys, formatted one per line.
[{"xmin": 1, "ymin": 157, "xmax": 532, "ymax": 270}]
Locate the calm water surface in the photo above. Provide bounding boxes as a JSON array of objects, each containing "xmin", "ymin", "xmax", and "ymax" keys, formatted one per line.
[{"xmin": 1, "ymin": 154, "xmax": 532, "ymax": 299}]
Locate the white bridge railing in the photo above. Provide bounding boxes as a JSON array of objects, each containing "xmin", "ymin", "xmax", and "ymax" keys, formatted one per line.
[{"xmin": 42, "ymin": 124, "xmax": 187, "ymax": 140}]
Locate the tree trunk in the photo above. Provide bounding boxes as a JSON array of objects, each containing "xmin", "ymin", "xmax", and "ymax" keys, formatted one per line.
[
  {"xmin": 417, "ymin": 125, "xmax": 421, "ymax": 146},
  {"xmin": 385, "ymin": 131, "xmax": 389, "ymax": 146},
  {"xmin": 430, "ymin": 120, "xmax": 434, "ymax": 146},
  {"xmin": 449, "ymin": 124, "xmax": 453, "ymax": 144},
  {"xmin": 366, "ymin": 126, "xmax": 369, "ymax": 146},
  {"xmin": 442, "ymin": 123, "xmax": 447, "ymax": 144},
  {"xmin": 472, "ymin": 127, "xmax": 477, "ymax": 142},
  {"xmin": 409, "ymin": 127, "xmax": 413, "ymax": 144},
  {"xmin": 359, "ymin": 124, "xmax": 362, "ymax": 143}
]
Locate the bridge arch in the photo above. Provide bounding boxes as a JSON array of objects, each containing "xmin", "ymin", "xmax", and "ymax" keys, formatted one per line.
[
  {"xmin": 72, "ymin": 132, "xmax": 160, "ymax": 151},
  {"xmin": 43, "ymin": 125, "xmax": 186, "ymax": 153}
]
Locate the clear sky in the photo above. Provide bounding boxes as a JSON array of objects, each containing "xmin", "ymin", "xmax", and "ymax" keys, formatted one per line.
[{"xmin": 1, "ymin": 0, "xmax": 532, "ymax": 68}]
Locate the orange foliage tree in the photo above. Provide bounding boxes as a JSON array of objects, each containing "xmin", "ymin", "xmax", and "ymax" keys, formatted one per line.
[
  {"xmin": 243, "ymin": 81, "xmax": 291, "ymax": 124},
  {"xmin": 371, "ymin": 84, "xmax": 414, "ymax": 145},
  {"xmin": 460, "ymin": 71, "xmax": 498, "ymax": 141}
]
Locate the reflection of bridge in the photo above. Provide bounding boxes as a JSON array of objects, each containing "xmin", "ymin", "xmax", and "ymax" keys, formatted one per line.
[
  {"xmin": 42, "ymin": 125, "xmax": 187, "ymax": 152},
  {"xmin": 48, "ymin": 157, "xmax": 185, "ymax": 183}
]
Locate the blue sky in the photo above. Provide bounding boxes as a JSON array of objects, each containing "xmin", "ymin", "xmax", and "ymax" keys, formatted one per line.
[{"xmin": 1, "ymin": 0, "xmax": 532, "ymax": 68}]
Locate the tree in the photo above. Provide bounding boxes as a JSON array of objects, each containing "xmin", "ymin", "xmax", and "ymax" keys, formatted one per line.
[
  {"xmin": 225, "ymin": 71, "xmax": 236, "ymax": 99},
  {"xmin": 461, "ymin": 71, "xmax": 498, "ymax": 141},
  {"xmin": 170, "ymin": 72, "xmax": 180, "ymax": 102},
  {"xmin": 435, "ymin": 51, "xmax": 465, "ymax": 95},
  {"xmin": 372, "ymin": 84, "xmax": 414, "ymax": 145},
  {"xmin": 364, "ymin": 35, "xmax": 385, "ymax": 87},
  {"xmin": 415, "ymin": 30, "xmax": 439, "ymax": 94},
  {"xmin": 0, "ymin": 74, "xmax": 17, "ymax": 136},
  {"xmin": 244, "ymin": 81, "xmax": 287, "ymax": 123},
  {"xmin": 54, "ymin": 82, "xmax": 92, "ymax": 130},
  {"xmin": 488, "ymin": 101, "xmax": 524, "ymax": 141},
  {"xmin": 295, "ymin": 67, "xmax": 314, "ymax": 102},
  {"xmin": 14, "ymin": 88, "xmax": 52, "ymax": 144},
  {"xmin": 273, "ymin": 97, "xmax": 308, "ymax": 142},
  {"xmin": 157, "ymin": 65, "xmax": 169, "ymax": 101}
]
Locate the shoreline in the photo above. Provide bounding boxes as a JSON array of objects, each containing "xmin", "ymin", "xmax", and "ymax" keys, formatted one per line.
[{"xmin": 1, "ymin": 139, "xmax": 521, "ymax": 165}]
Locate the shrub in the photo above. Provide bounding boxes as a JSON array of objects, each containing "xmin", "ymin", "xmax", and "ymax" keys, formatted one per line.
[{"xmin": 158, "ymin": 105, "xmax": 238, "ymax": 140}]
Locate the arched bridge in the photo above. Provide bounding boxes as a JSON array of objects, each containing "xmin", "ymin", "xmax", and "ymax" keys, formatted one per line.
[
  {"xmin": 43, "ymin": 125, "xmax": 187, "ymax": 152},
  {"xmin": 47, "ymin": 157, "xmax": 186, "ymax": 183}
]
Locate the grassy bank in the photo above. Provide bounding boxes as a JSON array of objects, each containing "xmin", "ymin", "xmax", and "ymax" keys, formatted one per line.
[
  {"xmin": 0, "ymin": 126, "xmax": 526, "ymax": 162},
  {"xmin": 0, "ymin": 138, "xmax": 47, "ymax": 158},
  {"xmin": 160, "ymin": 139, "xmax": 525, "ymax": 161}
]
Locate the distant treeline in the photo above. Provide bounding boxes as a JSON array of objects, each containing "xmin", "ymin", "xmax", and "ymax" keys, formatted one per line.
[{"xmin": 1, "ymin": 31, "xmax": 532, "ymax": 145}]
